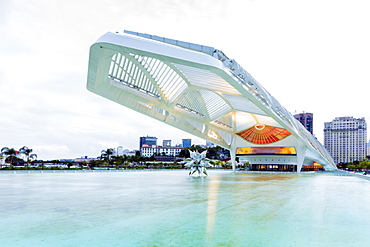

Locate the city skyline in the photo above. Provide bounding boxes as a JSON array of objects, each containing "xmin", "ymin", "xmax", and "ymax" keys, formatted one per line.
[{"xmin": 1, "ymin": 0, "xmax": 370, "ymax": 160}]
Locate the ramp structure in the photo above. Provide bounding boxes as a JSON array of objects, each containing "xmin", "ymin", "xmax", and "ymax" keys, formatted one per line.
[{"xmin": 87, "ymin": 30, "xmax": 336, "ymax": 172}]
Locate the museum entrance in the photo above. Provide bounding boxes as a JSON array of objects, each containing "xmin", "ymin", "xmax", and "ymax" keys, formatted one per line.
[{"xmin": 250, "ymin": 164, "xmax": 296, "ymax": 172}]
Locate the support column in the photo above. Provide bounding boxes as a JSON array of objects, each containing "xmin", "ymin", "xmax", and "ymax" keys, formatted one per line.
[
  {"xmin": 230, "ymin": 147, "xmax": 236, "ymax": 172},
  {"xmin": 296, "ymin": 142, "xmax": 307, "ymax": 173},
  {"xmin": 230, "ymin": 137, "xmax": 237, "ymax": 172}
]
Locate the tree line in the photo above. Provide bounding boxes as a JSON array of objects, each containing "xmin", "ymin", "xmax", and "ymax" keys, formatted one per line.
[
  {"xmin": 92, "ymin": 146, "xmax": 233, "ymax": 169},
  {"xmin": 1, "ymin": 145, "xmax": 233, "ymax": 170},
  {"xmin": 337, "ymin": 157, "xmax": 370, "ymax": 170},
  {"xmin": 1, "ymin": 146, "xmax": 37, "ymax": 166}
]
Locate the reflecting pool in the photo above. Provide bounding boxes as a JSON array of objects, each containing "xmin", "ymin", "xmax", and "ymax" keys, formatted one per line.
[{"xmin": 1, "ymin": 170, "xmax": 370, "ymax": 246}]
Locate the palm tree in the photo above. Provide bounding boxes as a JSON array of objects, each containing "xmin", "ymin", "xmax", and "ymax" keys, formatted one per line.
[
  {"xmin": 101, "ymin": 148, "xmax": 115, "ymax": 163},
  {"xmin": 119, "ymin": 155, "xmax": 130, "ymax": 169},
  {"xmin": 1, "ymin": 147, "xmax": 10, "ymax": 156},
  {"xmin": 30, "ymin": 154, "xmax": 37, "ymax": 161},
  {"xmin": 19, "ymin": 146, "xmax": 33, "ymax": 167},
  {"xmin": 138, "ymin": 156, "xmax": 146, "ymax": 167},
  {"xmin": 1, "ymin": 147, "xmax": 18, "ymax": 165}
]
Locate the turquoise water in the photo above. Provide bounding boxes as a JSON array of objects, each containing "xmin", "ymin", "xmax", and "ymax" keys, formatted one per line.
[{"xmin": 1, "ymin": 170, "xmax": 370, "ymax": 247}]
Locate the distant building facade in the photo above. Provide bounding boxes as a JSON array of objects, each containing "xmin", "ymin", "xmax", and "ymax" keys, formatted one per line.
[
  {"xmin": 324, "ymin": 116, "xmax": 367, "ymax": 164},
  {"xmin": 162, "ymin": 140, "xmax": 172, "ymax": 147},
  {"xmin": 140, "ymin": 145, "xmax": 182, "ymax": 157},
  {"xmin": 294, "ymin": 112, "xmax": 313, "ymax": 134},
  {"xmin": 123, "ymin": 149, "xmax": 137, "ymax": 156},
  {"xmin": 140, "ymin": 136, "xmax": 157, "ymax": 148},
  {"xmin": 182, "ymin": 139, "xmax": 191, "ymax": 148},
  {"xmin": 117, "ymin": 146, "xmax": 124, "ymax": 156}
]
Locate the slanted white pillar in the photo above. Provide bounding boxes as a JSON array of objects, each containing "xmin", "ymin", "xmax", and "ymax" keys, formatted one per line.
[
  {"xmin": 296, "ymin": 142, "xmax": 307, "ymax": 173},
  {"xmin": 230, "ymin": 147, "xmax": 236, "ymax": 172},
  {"xmin": 230, "ymin": 137, "xmax": 237, "ymax": 172}
]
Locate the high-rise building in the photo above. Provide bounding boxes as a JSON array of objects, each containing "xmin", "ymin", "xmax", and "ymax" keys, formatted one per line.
[
  {"xmin": 139, "ymin": 136, "xmax": 157, "ymax": 148},
  {"xmin": 324, "ymin": 116, "xmax": 367, "ymax": 164},
  {"xmin": 294, "ymin": 112, "xmax": 313, "ymax": 134},
  {"xmin": 162, "ymin": 140, "xmax": 171, "ymax": 147},
  {"xmin": 182, "ymin": 139, "xmax": 191, "ymax": 148},
  {"xmin": 117, "ymin": 146, "xmax": 124, "ymax": 156}
]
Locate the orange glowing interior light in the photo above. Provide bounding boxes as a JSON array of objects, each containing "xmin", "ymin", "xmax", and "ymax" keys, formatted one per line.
[
  {"xmin": 236, "ymin": 146, "xmax": 297, "ymax": 155},
  {"xmin": 237, "ymin": 124, "xmax": 291, "ymax": 144}
]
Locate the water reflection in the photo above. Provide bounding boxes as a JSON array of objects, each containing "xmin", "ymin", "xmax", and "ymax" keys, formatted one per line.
[
  {"xmin": 190, "ymin": 172, "xmax": 370, "ymax": 246},
  {"xmin": 206, "ymin": 175, "xmax": 220, "ymax": 240},
  {"xmin": 202, "ymin": 172, "xmax": 301, "ymax": 244},
  {"xmin": 2, "ymin": 171, "xmax": 370, "ymax": 246}
]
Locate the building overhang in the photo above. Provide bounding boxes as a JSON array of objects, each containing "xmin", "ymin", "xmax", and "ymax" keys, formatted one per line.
[{"xmin": 87, "ymin": 30, "xmax": 337, "ymax": 171}]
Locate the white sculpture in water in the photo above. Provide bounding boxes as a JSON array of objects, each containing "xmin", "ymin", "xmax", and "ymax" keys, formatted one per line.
[{"xmin": 185, "ymin": 150, "xmax": 212, "ymax": 176}]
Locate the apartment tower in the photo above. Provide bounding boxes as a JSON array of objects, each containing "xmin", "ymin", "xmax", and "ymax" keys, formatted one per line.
[{"xmin": 324, "ymin": 116, "xmax": 367, "ymax": 164}]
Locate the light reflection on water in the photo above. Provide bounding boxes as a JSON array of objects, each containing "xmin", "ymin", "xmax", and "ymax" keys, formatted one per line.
[{"xmin": 1, "ymin": 170, "xmax": 369, "ymax": 246}]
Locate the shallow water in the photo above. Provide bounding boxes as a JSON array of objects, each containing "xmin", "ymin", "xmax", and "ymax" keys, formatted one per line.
[{"xmin": 1, "ymin": 170, "xmax": 369, "ymax": 246}]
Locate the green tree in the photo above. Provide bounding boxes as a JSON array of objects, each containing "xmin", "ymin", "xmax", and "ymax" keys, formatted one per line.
[
  {"xmin": 111, "ymin": 155, "xmax": 129, "ymax": 169},
  {"xmin": 359, "ymin": 159, "xmax": 370, "ymax": 170},
  {"xmin": 213, "ymin": 160, "xmax": 224, "ymax": 168},
  {"xmin": 89, "ymin": 159, "xmax": 104, "ymax": 169},
  {"xmin": 337, "ymin": 162, "xmax": 347, "ymax": 169},
  {"xmin": 347, "ymin": 164, "xmax": 356, "ymax": 170},
  {"xmin": 80, "ymin": 161, "xmax": 88, "ymax": 169},
  {"xmin": 179, "ymin": 147, "xmax": 190, "ymax": 158}
]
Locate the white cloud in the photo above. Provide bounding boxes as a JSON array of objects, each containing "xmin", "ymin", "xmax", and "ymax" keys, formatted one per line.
[{"xmin": 32, "ymin": 144, "xmax": 70, "ymax": 159}]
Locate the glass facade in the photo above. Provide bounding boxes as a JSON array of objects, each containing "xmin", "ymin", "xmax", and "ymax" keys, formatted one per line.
[
  {"xmin": 140, "ymin": 136, "xmax": 158, "ymax": 148},
  {"xmin": 182, "ymin": 139, "xmax": 191, "ymax": 148},
  {"xmin": 236, "ymin": 147, "xmax": 297, "ymax": 155},
  {"xmin": 250, "ymin": 164, "xmax": 296, "ymax": 171}
]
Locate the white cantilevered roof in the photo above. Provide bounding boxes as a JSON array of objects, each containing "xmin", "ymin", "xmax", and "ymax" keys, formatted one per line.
[{"xmin": 87, "ymin": 30, "xmax": 336, "ymax": 170}]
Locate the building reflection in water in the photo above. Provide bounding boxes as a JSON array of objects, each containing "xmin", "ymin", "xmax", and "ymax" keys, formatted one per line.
[
  {"xmin": 204, "ymin": 172, "xmax": 299, "ymax": 242},
  {"xmin": 206, "ymin": 175, "xmax": 220, "ymax": 240}
]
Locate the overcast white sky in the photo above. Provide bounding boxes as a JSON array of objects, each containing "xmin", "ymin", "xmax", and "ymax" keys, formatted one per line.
[{"xmin": 1, "ymin": 0, "xmax": 369, "ymax": 160}]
